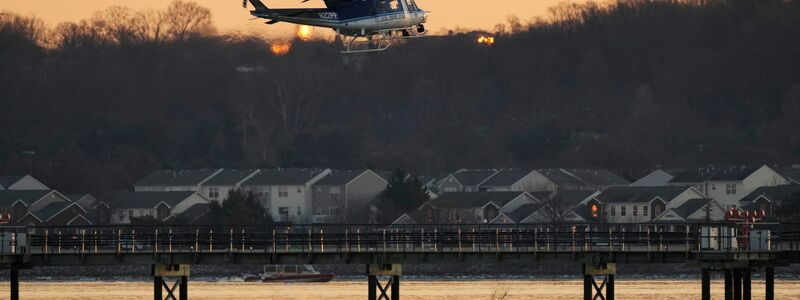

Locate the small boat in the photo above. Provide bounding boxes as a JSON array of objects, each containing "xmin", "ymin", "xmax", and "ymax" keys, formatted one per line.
[{"xmin": 244, "ymin": 265, "xmax": 335, "ymax": 283}]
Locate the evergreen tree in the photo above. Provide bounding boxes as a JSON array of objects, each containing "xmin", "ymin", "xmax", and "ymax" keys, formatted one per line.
[{"xmin": 209, "ymin": 189, "xmax": 271, "ymax": 225}]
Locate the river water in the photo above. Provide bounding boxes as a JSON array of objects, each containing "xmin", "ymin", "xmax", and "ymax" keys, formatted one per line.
[{"xmin": 1, "ymin": 280, "xmax": 799, "ymax": 299}]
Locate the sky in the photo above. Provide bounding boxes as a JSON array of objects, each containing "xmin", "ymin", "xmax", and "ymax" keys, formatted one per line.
[{"xmin": 0, "ymin": 0, "xmax": 589, "ymax": 36}]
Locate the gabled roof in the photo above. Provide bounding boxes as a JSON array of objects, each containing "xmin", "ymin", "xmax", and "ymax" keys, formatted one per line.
[
  {"xmin": 242, "ymin": 168, "xmax": 326, "ymax": 186},
  {"xmin": 315, "ymin": 170, "xmax": 374, "ymax": 186},
  {"xmin": 29, "ymin": 201, "xmax": 84, "ymax": 222},
  {"xmin": 595, "ymin": 186, "xmax": 691, "ymax": 203},
  {"xmin": 561, "ymin": 169, "xmax": 630, "ymax": 186},
  {"xmin": 115, "ymin": 192, "xmax": 196, "ymax": 209},
  {"xmin": 0, "ymin": 190, "xmax": 52, "ymax": 207},
  {"xmin": 0, "ymin": 175, "xmax": 26, "ymax": 189},
  {"xmin": 673, "ymin": 198, "xmax": 712, "ymax": 219},
  {"xmin": 537, "ymin": 169, "xmax": 587, "ymax": 187},
  {"xmin": 552, "ymin": 190, "xmax": 598, "ymax": 207},
  {"xmin": 167, "ymin": 202, "xmax": 211, "ymax": 223},
  {"xmin": 669, "ymin": 165, "xmax": 763, "ymax": 183},
  {"xmin": 739, "ymin": 185, "xmax": 800, "ymax": 204},
  {"xmin": 480, "ymin": 169, "xmax": 533, "ymax": 187},
  {"xmin": 779, "ymin": 168, "xmax": 800, "ymax": 184},
  {"xmin": 429, "ymin": 192, "xmax": 526, "ymax": 208},
  {"xmin": 529, "ymin": 191, "xmax": 553, "ymax": 202},
  {"xmin": 452, "ymin": 170, "xmax": 498, "ymax": 187},
  {"xmin": 419, "ymin": 173, "xmax": 450, "ymax": 187},
  {"xmin": 204, "ymin": 169, "xmax": 259, "ymax": 186},
  {"xmin": 135, "ymin": 169, "xmax": 222, "ymax": 187},
  {"xmin": 503, "ymin": 203, "xmax": 546, "ymax": 223}
]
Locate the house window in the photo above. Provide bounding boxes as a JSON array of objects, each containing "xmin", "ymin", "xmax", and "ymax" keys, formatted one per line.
[
  {"xmin": 278, "ymin": 207, "xmax": 289, "ymax": 215},
  {"xmin": 297, "ymin": 186, "xmax": 302, "ymax": 193},
  {"xmin": 711, "ymin": 184, "xmax": 716, "ymax": 191},
  {"xmin": 633, "ymin": 206, "xmax": 638, "ymax": 217},
  {"xmin": 643, "ymin": 205, "xmax": 649, "ymax": 216},
  {"xmin": 610, "ymin": 206, "xmax": 616, "ymax": 217},
  {"xmin": 329, "ymin": 187, "xmax": 341, "ymax": 200},
  {"xmin": 726, "ymin": 184, "xmax": 737, "ymax": 195},
  {"xmin": 278, "ymin": 186, "xmax": 288, "ymax": 197},
  {"xmin": 315, "ymin": 187, "xmax": 322, "ymax": 194},
  {"xmin": 621, "ymin": 206, "xmax": 627, "ymax": 216},
  {"xmin": 209, "ymin": 187, "xmax": 219, "ymax": 199},
  {"xmin": 296, "ymin": 206, "xmax": 302, "ymax": 216}
]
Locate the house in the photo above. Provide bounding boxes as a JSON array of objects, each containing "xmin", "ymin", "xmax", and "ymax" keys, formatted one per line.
[
  {"xmin": 110, "ymin": 191, "xmax": 210, "ymax": 224},
  {"xmin": 405, "ymin": 192, "xmax": 540, "ymax": 224},
  {"xmin": 491, "ymin": 203, "xmax": 550, "ymax": 224},
  {"xmin": 68, "ymin": 194, "xmax": 111, "ymax": 225},
  {"xmin": 549, "ymin": 190, "xmax": 602, "ymax": 222},
  {"xmin": 478, "ymin": 169, "xmax": 540, "ymax": 192},
  {"xmin": 592, "ymin": 186, "xmax": 708, "ymax": 223},
  {"xmin": 738, "ymin": 185, "xmax": 800, "ymax": 218},
  {"xmin": 529, "ymin": 169, "xmax": 629, "ymax": 192},
  {"xmin": 436, "ymin": 169, "xmax": 498, "ymax": 192},
  {"xmin": 0, "ymin": 175, "xmax": 48, "ymax": 190},
  {"xmin": 199, "ymin": 169, "xmax": 260, "ymax": 203},
  {"xmin": 164, "ymin": 202, "xmax": 212, "ymax": 224},
  {"xmin": 0, "ymin": 190, "xmax": 72, "ymax": 224},
  {"xmin": 134, "ymin": 168, "xmax": 223, "ymax": 192},
  {"xmin": 630, "ymin": 169, "xmax": 685, "ymax": 187},
  {"xmin": 653, "ymin": 198, "xmax": 727, "ymax": 223},
  {"xmin": 311, "ymin": 170, "xmax": 387, "ymax": 223},
  {"xmin": 241, "ymin": 168, "xmax": 331, "ymax": 223},
  {"xmin": 18, "ymin": 201, "xmax": 91, "ymax": 226},
  {"xmin": 668, "ymin": 165, "xmax": 789, "ymax": 209}
]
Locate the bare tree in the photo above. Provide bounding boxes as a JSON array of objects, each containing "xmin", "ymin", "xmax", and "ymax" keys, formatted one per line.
[{"xmin": 164, "ymin": 0, "xmax": 214, "ymax": 42}]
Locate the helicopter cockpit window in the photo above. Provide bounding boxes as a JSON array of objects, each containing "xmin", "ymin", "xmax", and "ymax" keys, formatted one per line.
[
  {"xmin": 405, "ymin": 0, "xmax": 418, "ymax": 10},
  {"xmin": 375, "ymin": 0, "xmax": 402, "ymax": 13}
]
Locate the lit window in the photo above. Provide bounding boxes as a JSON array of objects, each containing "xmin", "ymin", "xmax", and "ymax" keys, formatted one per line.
[{"xmin": 590, "ymin": 204, "xmax": 599, "ymax": 219}]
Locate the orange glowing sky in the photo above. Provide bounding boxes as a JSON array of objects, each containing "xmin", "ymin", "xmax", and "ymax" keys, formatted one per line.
[{"xmin": 0, "ymin": 0, "xmax": 590, "ymax": 36}]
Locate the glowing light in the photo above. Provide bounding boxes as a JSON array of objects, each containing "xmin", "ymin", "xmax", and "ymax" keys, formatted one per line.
[
  {"xmin": 591, "ymin": 204, "xmax": 599, "ymax": 218},
  {"xmin": 270, "ymin": 42, "xmax": 292, "ymax": 56},
  {"xmin": 477, "ymin": 35, "xmax": 495, "ymax": 46},
  {"xmin": 296, "ymin": 25, "xmax": 314, "ymax": 41}
]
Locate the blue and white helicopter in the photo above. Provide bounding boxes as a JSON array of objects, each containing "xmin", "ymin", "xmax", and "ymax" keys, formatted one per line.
[{"xmin": 243, "ymin": 0, "xmax": 428, "ymax": 53}]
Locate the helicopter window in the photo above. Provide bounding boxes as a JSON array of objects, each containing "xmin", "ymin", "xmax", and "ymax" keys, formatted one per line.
[
  {"xmin": 405, "ymin": 0, "xmax": 418, "ymax": 10},
  {"xmin": 375, "ymin": 0, "xmax": 402, "ymax": 13}
]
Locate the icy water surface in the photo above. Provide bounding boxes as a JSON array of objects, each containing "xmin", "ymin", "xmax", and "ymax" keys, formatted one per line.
[{"xmin": 1, "ymin": 280, "xmax": 799, "ymax": 299}]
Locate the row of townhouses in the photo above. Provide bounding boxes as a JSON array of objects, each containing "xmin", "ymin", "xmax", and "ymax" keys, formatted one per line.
[
  {"xmin": 120, "ymin": 168, "xmax": 387, "ymax": 224},
  {"xmin": 396, "ymin": 165, "xmax": 800, "ymax": 225},
  {"xmin": 0, "ymin": 175, "xmax": 108, "ymax": 226}
]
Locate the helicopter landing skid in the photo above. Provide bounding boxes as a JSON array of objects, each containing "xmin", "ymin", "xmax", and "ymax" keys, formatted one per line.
[{"xmin": 339, "ymin": 27, "xmax": 428, "ymax": 54}]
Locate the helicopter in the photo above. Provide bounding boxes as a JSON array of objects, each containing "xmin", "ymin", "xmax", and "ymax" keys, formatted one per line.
[{"xmin": 243, "ymin": 0, "xmax": 428, "ymax": 53}]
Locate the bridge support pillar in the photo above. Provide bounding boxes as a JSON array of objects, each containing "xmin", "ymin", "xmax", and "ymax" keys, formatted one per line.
[
  {"xmin": 742, "ymin": 268, "xmax": 751, "ymax": 300},
  {"xmin": 582, "ymin": 263, "xmax": 615, "ymax": 300},
  {"xmin": 765, "ymin": 267, "xmax": 774, "ymax": 300},
  {"xmin": 10, "ymin": 267, "xmax": 19, "ymax": 300},
  {"xmin": 701, "ymin": 268, "xmax": 711, "ymax": 300},
  {"xmin": 733, "ymin": 268, "xmax": 742, "ymax": 300},
  {"xmin": 724, "ymin": 269, "xmax": 733, "ymax": 300},
  {"xmin": 367, "ymin": 264, "xmax": 401, "ymax": 300},
  {"xmin": 152, "ymin": 264, "xmax": 190, "ymax": 300}
]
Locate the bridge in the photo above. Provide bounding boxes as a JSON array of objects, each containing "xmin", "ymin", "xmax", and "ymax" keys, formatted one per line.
[{"xmin": 1, "ymin": 222, "xmax": 799, "ymax": 300}]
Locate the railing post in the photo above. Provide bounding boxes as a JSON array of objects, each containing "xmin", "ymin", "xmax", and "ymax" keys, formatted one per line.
[
  {"xmin": 10, "ymin": 267, "xmax": 19, "ymax": 300},
  {"xmin": 702, "ymin": 268, "xmax": 711, "ymax": 300},
  {"xmin": 320, "ymin": 229, "xmax": 325, "ymax": 253}
]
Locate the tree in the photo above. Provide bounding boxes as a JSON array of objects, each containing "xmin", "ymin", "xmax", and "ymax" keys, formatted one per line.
[
  {"xmin": 375, "ymin": 169, "xmax": 430, "ymax": 222},
  {"xmin": 209, "ymin": 189, "xmax": 271, "ymax": 225}
]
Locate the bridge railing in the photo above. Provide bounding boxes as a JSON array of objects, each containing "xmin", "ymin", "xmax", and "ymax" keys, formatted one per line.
[{"xmin": 2, "ymin": 222, "xmax": 796, "ymax": 256}]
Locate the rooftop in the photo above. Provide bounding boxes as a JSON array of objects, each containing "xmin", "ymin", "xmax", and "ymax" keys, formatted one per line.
[
  {"xmin": 242, "ymin": 168, "xmax": 326, "ymax": 186},
  {"xmin": 115, "ymin": 191, "xmax": 197, "ymax": 209},
  {"xmin": 481, "ymin": 169, "xmax": 534, "ymax": 187},
  {"xmin": 670, "ymin": 165, "xmax": 763, "ymax": 183},
  {"xmin": 0, "ymin": 175, "xmax": 26, "ymax": 189},
  {"xmin": 429, "ymin": 192, "xmax": 526, "ymax": 208},
  {"xmin": 315, "ymin": 170, "xmax": 369, "ymax": 186},
  {"xmin": 0, "ymin": 190, "xmax": 52, "ymax": 207},
  {"xmin": 135, "ymin": 169, "xmax": 222, "ymax": 187},
  {"xmin": 595, "ymin": 186, "xmax": 692, "ymax": 203},
  {"xmin": 452, "ymin": 170, "xmax": 499, "ymax": 187},
  {"xmin": 204, "ymin": 169, "xmax": 258, "ymax": 186}
]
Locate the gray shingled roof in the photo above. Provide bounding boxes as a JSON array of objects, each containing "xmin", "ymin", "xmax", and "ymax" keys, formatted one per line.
[
  {"xmin": 673, "ymin": 198, "xmax": 712, "ymax": 219},
  {"xmin": 562, "ymin": 169, "xmax": 630, "ymax": 186},
  {"xmin": 135, "ymin": 169, "xmax": 221, "ymax": 186},
  {"xmin": 172, "ymin": 203, "xmax": 210, "ymax": 223},
  {"xmin": 739, "ymin": 185, "xmax": 800, "ymax": 204},
  {"xmin": 502, "ymin": 203, "xmax": 546, "ymax": 223},
  {"xmin": 315, "ymin": 170, "xmax": 368, "ymax": 186},
  {"xmin": 481, "ymin": 169, "xmax": 533, "ymax": 187},
  {"xmin": 452, "ymin": 170, "xmax": 498, "ymax": 187},
  {"xmin": 0, "ymin": 175, "xmax": 25, "ymax": 189},
  {"xmin": 779, "ymin": 168, "xmax": 800, "ymax": 184},
  {"xmin": 537, "ymin": 169, "xmax": 586, "ymax": 187},
  {"xmin": 430, "ymin": 192, "xmax": 525, "ymax": 208},
  {"xmin": 0, "ymin": 190, "xmax": 51, "ymax": 207},
  {"xmin": 115, "ymin": 192, "xmax": 196, "ymax": 209},
  {"xmin": 670, "ymin": 166, "xmax": 762, "ymax": 183},
  {"xmin": 204, "ymin": 169, "xmax": 258, "ymax": 186},
  {"xmin": 242, "ymin": 168, "xmax": 325, "ymax": 186},
  {"xmin": 30, "ymin": 201, "xmax": 75, "ymax": 221},
  {"xmin": 553, "ymin": 190, "xmax": 597, "ymax": 207},
  {"xmin": 595, "ymin": 186, "xmax": 691, "ymax": 203}
]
